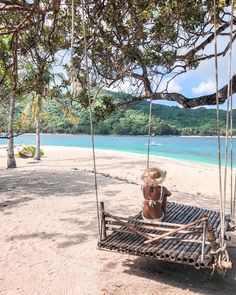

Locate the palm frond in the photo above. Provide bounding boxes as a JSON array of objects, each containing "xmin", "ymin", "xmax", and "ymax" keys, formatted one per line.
[
  {"xmin": 32, "ymin": 94, "xmax": 42, "ymax": 124},
  {"xmin": 19, "ymin": 103, "xmax": 31, "ymax": 127},
  {"xmin": 59, "ymin": 102, "xmax": 78, "ymax": 125}
]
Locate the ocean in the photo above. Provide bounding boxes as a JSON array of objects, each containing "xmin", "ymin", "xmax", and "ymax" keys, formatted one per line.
[
  {"xmin": 0, "ymin": 134, "xmax": 236, "ymax": 164},
  {"xmin": 0, "ymin": 134, "xmax": 235, "ymax": 166}
]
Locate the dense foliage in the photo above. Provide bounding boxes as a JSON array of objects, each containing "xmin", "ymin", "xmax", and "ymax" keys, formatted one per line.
[{"xmin": 0, "ymin": 90, "xmax": 234, "ymax": 136}]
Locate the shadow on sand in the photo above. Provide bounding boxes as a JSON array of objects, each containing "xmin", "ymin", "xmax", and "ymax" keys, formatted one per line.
[
  {"xmin": 122, "ymin": 246, "xmax": 236, "ymax": 295},
  {"xmin": 0, "ymin": 169, "xmax": 118, "ymax": 211},
  {"xmin": 7, "ymin": 231, "xmax": 90, "ymax": 249}
]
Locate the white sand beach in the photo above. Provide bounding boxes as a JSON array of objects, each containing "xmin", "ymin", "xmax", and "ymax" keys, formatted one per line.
[{"xmin": 0, "ymin": 146, "xmax": 235, "ymax": 295}]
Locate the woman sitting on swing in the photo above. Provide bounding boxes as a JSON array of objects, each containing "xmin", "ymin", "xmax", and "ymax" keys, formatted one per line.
[{"xmin": 141, "ymin": 167, "xmax": 171, "ymax": 222}]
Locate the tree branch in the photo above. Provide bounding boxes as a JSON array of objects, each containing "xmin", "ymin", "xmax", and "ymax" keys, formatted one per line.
[
  {"xmin": 116, "ymin": 74, "xmax": 236, "ymax": 109},
  {"xmin": 0, "ymin": 0, "xmax": 61, "ymax": 13},
  {"xmin": 177, "ymin": 18, "xmax": 236, "ymax": 59}
]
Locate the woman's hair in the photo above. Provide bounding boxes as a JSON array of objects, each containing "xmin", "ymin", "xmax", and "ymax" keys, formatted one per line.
[{"xmin": 141, "ymin": 167, "xmax": 167, "ymax": 187}]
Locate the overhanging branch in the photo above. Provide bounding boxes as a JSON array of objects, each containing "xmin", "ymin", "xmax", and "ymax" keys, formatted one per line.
[{"xmin": 116, "ymin": 74, "xmax": 236, "ymax": 109}]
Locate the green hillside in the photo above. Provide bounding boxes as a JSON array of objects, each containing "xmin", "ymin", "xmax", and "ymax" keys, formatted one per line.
[
  {"xmin": 129, "ymin": 101, "xmax": 231, "ymax": 135},
  {"xmin": 0, "ymin": 91, "xmax": 234, "ymax": 136}
]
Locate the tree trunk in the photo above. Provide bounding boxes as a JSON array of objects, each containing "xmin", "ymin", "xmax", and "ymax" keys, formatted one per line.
[
  {"xmin": 33, "ymin": 96, "xmax": 41, "ymax": 160},
  {"xmin": 7, "ymin": 94, "xmax": 17, "ymax": 169}
]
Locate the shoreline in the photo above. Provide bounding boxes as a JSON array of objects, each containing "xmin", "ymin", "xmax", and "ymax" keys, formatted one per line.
[
  {"xmin": 0, "ymin": 143, "xmax": 219, "ymax": 170},
  {"xmin": 1, "ymin": 132, "xmax": 235, "ymax": 138},
  {"xmin": 41, "ymin": 145, "xmax": 219, "ymax": 170},
  {"xmin": 0, "ymin": 141, "xmax": 223, "ymax": 168}
]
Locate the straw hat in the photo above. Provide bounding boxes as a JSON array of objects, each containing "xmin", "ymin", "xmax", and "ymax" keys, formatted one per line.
[{"xmin": 141, "ymin": 167, "xmax": 167, "ymax": 187}]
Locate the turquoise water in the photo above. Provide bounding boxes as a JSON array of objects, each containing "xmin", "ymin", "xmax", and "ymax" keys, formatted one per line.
[{"xmin": 0, "ymin": 134, "xmax": 235, "ymax": 166}]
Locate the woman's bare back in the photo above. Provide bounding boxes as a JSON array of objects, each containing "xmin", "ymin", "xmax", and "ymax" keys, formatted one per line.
[{"xmin": 142, "ymin": 186, "xmax": 171, "ymax": 220}]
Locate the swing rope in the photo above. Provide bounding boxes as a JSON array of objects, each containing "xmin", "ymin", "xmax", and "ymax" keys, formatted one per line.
[
  {"xmin": 70, "ymin": 0, "xmax": 78, "ymax": 96},
  {"xmin": 228, "ymin": 2, "xmax": 236, "ymax": 220},
  {"xmin": 81, "ymin": 0, "xmax": 101, "ymax": 240},
  {"xmin": 223, "ymin": 0, "xmax": 235, "ymax": 228},
  {"xmin": 214, "ymin": 0, "xmax": 235, "ymax": 249},
  {"xmin": 70, "ymin": 0, "xmax": 75, "ymax": 70},
  {"xmin": 146, "ymin": 75, "xmax": 160, "ymax": 168},
  {"xmin": 213, "ymin": 0, "xmax": 224, "ymax": 246},
  {"xmin": 146, "ymin": 97, "xmax": 153, "ymax": 169}
]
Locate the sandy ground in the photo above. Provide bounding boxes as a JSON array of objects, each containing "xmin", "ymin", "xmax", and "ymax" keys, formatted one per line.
[{"xmin": 0, "ymin": 146, "xmax": 236, "ymax": 295}]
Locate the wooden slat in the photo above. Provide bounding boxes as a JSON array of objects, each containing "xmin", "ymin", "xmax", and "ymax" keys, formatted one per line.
[
  {"xmin": 107, "ymin": 227, "xmax": 210, "ymax": 244},
  {"xmin": 144, "ymin": 216, "xmax": 208, "ymax": 244},
  {"xmin": 101, "ymin": 209, "xmax": 150, "ymax": 239},
  {"xmin": 105, "ymin": 221, "xmax": 203, "ymax": 234}
]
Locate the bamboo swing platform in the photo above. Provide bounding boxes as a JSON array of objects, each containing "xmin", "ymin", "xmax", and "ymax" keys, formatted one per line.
[{"xmin": 98, "ymin": 202, "xmax": 232, "ymax": 270}]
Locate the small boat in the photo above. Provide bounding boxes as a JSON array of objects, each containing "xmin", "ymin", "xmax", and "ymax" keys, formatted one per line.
[
  {"xmin": 18, "ymin": 151, "xmax": 34, "ymax": 159},
  {"xmin": 145, "ymin": 141, "xmax": 162, "ymax": 146}
]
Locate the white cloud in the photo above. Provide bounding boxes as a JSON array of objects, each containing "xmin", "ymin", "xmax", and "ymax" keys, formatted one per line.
[
  {"xmin": 109, "ymin": 76, "xmax": 182, "ymax": 94},
  {"xmin": 192, "ymin": 79, "xmax": 215, "ymax": 95},
  {"xmin": 158, "ymin": 78, "xmax": 182, "ymax": 93},
  {"xmin": 167, "ymin": 79, "xmax": 182, "ymax": 92},
  {"xmin": 109, "ymin": 80, "xmax": 133, "ymax": 93},
  {"xmin": 107, "ymin": 78, "xmax": 145, "ymax": 95},
  {"xmin": 185, "ymin": 35, "xmax": 236, "ymax": 88}
]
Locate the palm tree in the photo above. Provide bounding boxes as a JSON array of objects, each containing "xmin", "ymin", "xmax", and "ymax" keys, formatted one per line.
[
  {"xmin": 7, "ymin": 93, "xmax": 17, "ymax": 168},
  {"xmin": 32, "ymin": 93, "xmax": 42, "ymax": 160},
  {"xmin": 19, "ymin": 85, "xmax": 78, "ymax": 162},
  {"xmin": 7, "ymin": 33, "xmax": 18, "ymax": 169},
  {"xmin": 21, "ymin": 60, "xmax": 51, "ymax": 161}
]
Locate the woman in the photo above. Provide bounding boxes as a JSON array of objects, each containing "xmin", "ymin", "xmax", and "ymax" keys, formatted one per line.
[{"xmin": 141, "ymin": 167, "xmax": 171, "ymax": 222}]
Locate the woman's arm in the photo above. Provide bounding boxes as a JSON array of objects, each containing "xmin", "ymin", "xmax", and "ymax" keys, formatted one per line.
[
  {"xmin": 161, "ymin": 196, "xmax": 167, "ymax": 215},
  {"xmin": 164, "ymin": 187, "xmax": 172, "ymax": 197}
]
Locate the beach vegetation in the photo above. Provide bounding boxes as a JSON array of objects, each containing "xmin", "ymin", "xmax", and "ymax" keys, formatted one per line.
[{"xmin": 16, "ymin": 145, "xmax": 44, "ymax": 158}]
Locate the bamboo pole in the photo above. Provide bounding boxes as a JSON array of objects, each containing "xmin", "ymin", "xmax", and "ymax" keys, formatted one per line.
[
  {"xmin": 206, "ymin": 219, "xmax": 218, "ymax": 252},
  {"xmin": 201, "ymin": 220, "xmax": 207, "ymax": 261},
  {"xmin": 108, "ymin": 228, "xmax": 209, "ymax": 244},
  {"xmin": 187, "ymin": 211, "xmax": 219, "ymax": 264},
  {"xmin": 177, "ymin": 211, "xmax": 215, "ymax": 263},
  {"xmin": 186, "ymin": 212, "xmax": 220, "ymax": 266},
  {"xmin": 105, "ymin": 220, "xmax": 202, "ymax": 234},
  {"xmin": 163, "ymin": 208, "xmax": 206, "ymax": 260},
  {"xmin": 143, "ymin": 204, "xmax": 196, "ymax": 254},
  {"xmin": 142, "ymin": 205, "xmax": 202, "ymax": 258},
  {"xmin": 144, "ymin": 216, "xmax": 208, "ymax": 244},
  {"xmin": 101, "ymin": 209, "xmax": 150, "ymax": 239}
]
